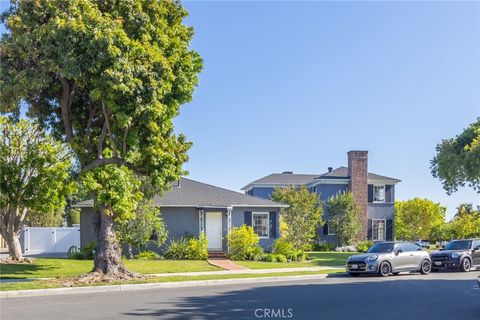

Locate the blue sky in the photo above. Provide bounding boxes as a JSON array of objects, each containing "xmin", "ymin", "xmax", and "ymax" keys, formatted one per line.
[{"xmin": 1, "ymin": 1, "xmax": 479, "ymax": 219}]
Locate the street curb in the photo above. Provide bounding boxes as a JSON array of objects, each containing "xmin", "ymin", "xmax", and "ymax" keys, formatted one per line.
[{"xmin": 0, "ymin": 274, "xmax": 330, "ymax": 299}]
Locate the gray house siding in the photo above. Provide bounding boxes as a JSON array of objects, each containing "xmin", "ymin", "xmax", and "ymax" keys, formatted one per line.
[
  {"xmin": 249, "ymin": 187, "xmax": 275, "ymax": 200},
  {"xmin": 79, "ymin": 206, "xmax": 281, "ymax": 253},
  {"xmin": 317, "ymin": 183, "xmax": 349, "ymax": 244}
]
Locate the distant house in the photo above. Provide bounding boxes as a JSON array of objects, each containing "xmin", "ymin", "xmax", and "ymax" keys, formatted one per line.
[
  {"xmin": 75, "ymin": 178, "xmax": 287, "ymax": 253},
  {"xmin": 242, "ymin": 151, "xmax": 401, "ymax": 243}
]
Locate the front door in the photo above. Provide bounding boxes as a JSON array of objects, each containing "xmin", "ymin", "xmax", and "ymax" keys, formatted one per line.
[{"xmin": 205, "ymin": 212, "xmax": 222, "ymax": 250}]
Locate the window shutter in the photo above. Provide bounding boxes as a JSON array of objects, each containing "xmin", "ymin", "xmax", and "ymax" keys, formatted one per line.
[
  {"xmin": 386, "ymin": 219, "xmax": 393, "ymax": 241},
  {"xmin": 368, "ymin": 185, "xmax": 373, "ymax": 202},
  {"xmin": 269, "ymin": 212, "xmax": 277, "ymax": 238},
  {"xmin": 367, "ymin": 219, "xmax": 373, "ymax": 240},
  {"xmin": 385, "ymin": 185, "xmax": 392, "ymax": 203},
  {"xmin": 244, "ymin": 211, "xmax": 252, "ymax": 226},
  {"xmin": 323, "ymin": 222, "xmax": 329, "ymax": 235}
]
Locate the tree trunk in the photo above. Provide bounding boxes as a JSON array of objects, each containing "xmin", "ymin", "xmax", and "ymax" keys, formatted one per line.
[
  {"xmin": 7, "ymin": 233, "xmax": 23, "ymax": 260},
  {"xmin": 92, "ymin": 208, "xmax": 131, "ymax": 276}
]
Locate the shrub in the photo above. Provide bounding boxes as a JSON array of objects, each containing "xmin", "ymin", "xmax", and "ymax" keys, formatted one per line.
[
  {"xmin": 135, "ymin": 250, "xmax": 160, "ymax": 260},
  {"xmin": 164, "ymin": 233, "xmax": 208, "ymax": 260},
  {"xmin": 355, "ymin": 240, "xmax": 374, "ymax": 252},
  {"xmin": 313, "ymin": 242, "xmax": 336, "ymax": 251},
  {"xmin": 273, "ymin": 238, "xmax": 294, "ymax": 256},
  {"xmin": 289, "ymin": 249, "xmax": 307, "ymax": 262},
  {"xmin": 275, "ymin": 254, "xmax": 287, "ymax": 263},
  {"xmin": 263, "ymin": 253, "xmax": 276, "ymax": 262},
  {"xmin": 335, "ymin": 245, "xmax": 357, "ymax": 252},
  {"xmin": 68, "ymin": 242, "xmax": 96, "ymax": 260},
  {"xmin": 227, "ymin": 225, "xmax": 264, "ymax": 260}
]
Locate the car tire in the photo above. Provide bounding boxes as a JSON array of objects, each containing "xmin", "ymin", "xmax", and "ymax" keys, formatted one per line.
[
  {"xmin": 420, "ymin": 259, "xmax": 431, "ymax": 275},
  {"xmin": 349, "ymin": 273, "xmax": 360, "ymax": 277},
  {"xmin": 460, "ymin": 258, "xmax": 471, "ymax": 272},
  {"xmin": 378, "ymin": 261, "xmax": 391, "ymax": 277}
]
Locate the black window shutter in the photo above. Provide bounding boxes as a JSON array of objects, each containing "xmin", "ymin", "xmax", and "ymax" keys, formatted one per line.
[
  {"xmin": 385, "ymin": 185, "xmax": 392, "ymax": 203},
  {"xmin": 323, "ymin": 222, "xmax": 329, "ymax": 235},
  {"xmin": 367, "ymin": 219, "xmax": 373, "ymax": 240},
  {"xmin": 386, "ymin": 219, "xmax": 393, "ymax": 241},
  {"xmin": 269, "ymin": 212, "xmax": 277, "ymax": 238},
  {"xmin": 244, "ymin": 211, "xmax": 252, "ymax": 226},
  {"xmin": 368, "ymin": 185, "xmax": 373, "ymax": 202}
]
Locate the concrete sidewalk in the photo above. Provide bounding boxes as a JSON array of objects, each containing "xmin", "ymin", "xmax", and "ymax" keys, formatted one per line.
[{"xmin": 151, "ymin": 266, "xmax": 344, "ymax": 277}]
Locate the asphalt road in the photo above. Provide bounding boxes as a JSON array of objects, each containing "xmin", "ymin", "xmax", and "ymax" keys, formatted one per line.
[{"xmin": 1, "ymin": 271, "xmax": 479, "ymax": 320}]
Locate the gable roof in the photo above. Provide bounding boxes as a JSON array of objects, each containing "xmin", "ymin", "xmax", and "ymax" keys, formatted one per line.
[
  {"xmin": 74, "ymin": 178, "xmax": 287, "ymax": 209},
  {"xmin": 241, "ymin": 166, "xmax": 400, "ymax": 190}
]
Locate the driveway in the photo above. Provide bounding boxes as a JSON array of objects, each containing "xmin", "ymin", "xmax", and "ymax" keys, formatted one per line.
[{"xmin": 2, "ymin": 271, "xmax": 479, "ymax": 320}]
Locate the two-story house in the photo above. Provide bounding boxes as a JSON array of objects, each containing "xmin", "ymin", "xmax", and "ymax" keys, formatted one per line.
[{"xmin": 241, "ymin": 151, "xmax": 401, "ymax": 244}]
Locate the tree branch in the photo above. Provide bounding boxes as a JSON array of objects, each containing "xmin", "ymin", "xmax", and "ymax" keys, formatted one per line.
[
  {"xmin": 86, "ymin": 105, "xmax": 98, "ymax": 137},
  {"xmin": 81, "ymin": 157, "xmax": 125, "ymax": 173},
  {"xmin": 97, "ymin": 120, "xmax": 108, "ymax": 157},
  {"xmin": 59, "ymin": 76, "xmax": 74, "ymax": 142},
  {"xmin": 122, "ymin": 125, "xmax": 130, "ymax": 158},
  {"xmin": 101, "ymin": 98, "xmax": 117, "ymax": 158}
]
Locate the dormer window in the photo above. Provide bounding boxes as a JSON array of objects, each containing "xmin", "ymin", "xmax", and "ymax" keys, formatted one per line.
[{"xmin": 373, "ymin": 185, "xmax": 385, "ymax": 203}]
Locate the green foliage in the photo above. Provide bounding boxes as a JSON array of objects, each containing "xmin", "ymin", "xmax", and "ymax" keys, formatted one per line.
[
  {"xmin": 326, "ymin": 192, "xmax": 362, "ymax": 246},
  {"xmin": 26, "ymin": 209, "xmax": 64, "ymax": 227},
  {"xmin": 68, "ymin": 242, "xmax": 96, "ymax": 260},
  {"xmin": 275, "ymin": 254, "xmax": 288, "ymax": 263},
  {"xmin": 271, "ymin": 186, "xmax": 324, "ymax": 250},
  {"xmin": 312, "ymin": 242, "xmax": 336, "ymax": 252},
  {"xmin": 355, "ymin": 240, "xmax": 374, "ymax": 253},
  {"xmin": 164, "ymin": 233, "xmax": 208, "ymax": 260},
  {"xmin": 135, "ymin": 251, "xmax": 160, "ymax": 260},
  {"xmin": 395, "ymin": 198, "xmax": 446, "ymax": 241},
  {"xmin": 116, "ymin": 199, "xmax": 168, "ymax": 253},
  {"xmin": 66, "ymin": 208, "xmax": 81, "ymax": 226},
  {"xmin": 431, "ymin": 118, "xmax": 480, "ymax": 194},
  {"xmin": 272, "ymin": 238, "xmax": 306, "ymax": 262},
  {"xmin": 227, "ymin": 225, "xmax": 264, "ymax": 261},
  {"xmin": 449, "ymin": 205, "xmax": 480, "ymax": 239},
  {"xmin": 263, "ymin": 253, "xmax": 276, "ymax": 262}
]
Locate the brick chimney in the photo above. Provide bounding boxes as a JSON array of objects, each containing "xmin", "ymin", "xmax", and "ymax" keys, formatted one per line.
[{"xmin": 347, "ymin": 150, "xmax": 368, "ymax": 240}]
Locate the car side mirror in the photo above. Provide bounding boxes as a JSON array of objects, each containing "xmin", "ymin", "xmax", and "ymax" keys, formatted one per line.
[{"xmin": 395, "ymin": 249, "xmax": 403, "ymax": 255}]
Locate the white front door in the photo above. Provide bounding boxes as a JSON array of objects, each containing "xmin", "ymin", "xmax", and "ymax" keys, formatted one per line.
[{"xmin": 205, "ymin": 212, "xmax": 222, "ymax": 250}]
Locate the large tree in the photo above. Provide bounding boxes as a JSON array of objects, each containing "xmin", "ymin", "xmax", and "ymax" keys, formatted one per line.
[
  {"xmin": 394, "ymin": 198, "xmax": 446, "ymax": 241},
  {"xmin": 431, "ymin": 118, "xmax": 480, "ymax": 194},
  {"xmin": 0, "ymin": 0, "xmax": 202, "ymax": 277},
  {"xmin": 326, "ymin": 192, "xmax": 362, "ymax": 246},
  {"xmin": 271, "ymin": 186, "xmax": 323, "ymax": 250},
  {"xmin": 0, "ymin": 116, "xmax": 73, "ymax": 260}
]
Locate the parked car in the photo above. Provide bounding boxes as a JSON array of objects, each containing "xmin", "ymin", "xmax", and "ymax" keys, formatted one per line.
[
  {"xmin": 477, "ymin": 276, "xmax": 480, "ymax": 289},
  {"xmin": 346, "ymin": 241, "xmax": 432, "ymax": 277},
  {"xmin": 430, "ymin": 239, "xmax": 480, "ymax": 272},
  {"xmin": 416, "ymin": 239, "xmax": 431, "ymax": 249}
]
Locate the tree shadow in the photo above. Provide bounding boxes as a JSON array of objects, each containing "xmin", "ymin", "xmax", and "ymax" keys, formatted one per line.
[
  {"xmin": 0, "ymin": 262, "xmax": 55, "ymax": 279},
  {"xmin": 122, "ymin": 277, "xmax": 480, "ymax": 320}
]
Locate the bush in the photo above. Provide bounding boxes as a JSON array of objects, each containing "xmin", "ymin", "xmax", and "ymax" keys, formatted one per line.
[
  {"xmin": 275, "ymin": 254, "xmax": 287, "ymax": 263},
  {"xmin": 273, "ymin": 238, "xmax": 294, "ymax": 255},
  {"xmin": 263, "ymin": 253, "xmax": 276, "ymax": 262},
  {"xmin": 164, "ymin": 233, "xmax": 208, "ymax": 260},
  {"xmin": 355, "ymin": 240, "xmax": 374, "ymax": 252},
  {"xmin": 68, "ymin": 242, "xmax": 96, "ymax": 260},
  {"xmin": 335, "ymin": 245, "xmax": 357, "ymax": 252},
  {"xmin": 227, "ymin": 225, "xmax": 264, "ymax": 260},
  {"xmin": 312, "ymin": 242, "xmax": 336, "ymax": 251},
  {"xmin": 135, "ymin": 250, "xmax": 160, "ymax": 260}
]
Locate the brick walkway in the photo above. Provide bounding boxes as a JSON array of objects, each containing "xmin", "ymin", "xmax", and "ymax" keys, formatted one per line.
[{"xmin": 207, "ymin": 259, "xmax": 250, "ymax": 270}]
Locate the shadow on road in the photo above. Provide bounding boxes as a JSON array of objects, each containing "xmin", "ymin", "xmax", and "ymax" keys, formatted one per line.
[{"xmin": 122, "ymin": 277, "xmax": 480, "ymax": 320}]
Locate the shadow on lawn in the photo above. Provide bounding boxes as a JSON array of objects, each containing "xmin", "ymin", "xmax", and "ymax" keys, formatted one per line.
[
  {"xmin": 0, "ymin": 262, "xmax": 57, "ymax": 279},
  {"xmin": 122, "ymin": 277, "xmax": 480, "ymax": 320}
]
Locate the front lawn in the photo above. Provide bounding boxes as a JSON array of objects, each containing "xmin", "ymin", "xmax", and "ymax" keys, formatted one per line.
[
  {"xmin": 0, "ymin": 269, "xmax": 342, "ymax": 291},
  {"xmin": 0, "ymin": 258, "xmax": 220, "ymax": 279},
  {"xmin": 236, "ymin": 251, "xmax": 357, "ymax": 269}
]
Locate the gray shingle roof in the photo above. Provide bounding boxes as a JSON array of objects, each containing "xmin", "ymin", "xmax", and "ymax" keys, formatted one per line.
[
  {"xmin": 74, "ymin": 178, "xmax": 287, "ymax": 208},
  {"xmin": 242, "ymin": 167, "xmax": 400, "ymax": 190}
]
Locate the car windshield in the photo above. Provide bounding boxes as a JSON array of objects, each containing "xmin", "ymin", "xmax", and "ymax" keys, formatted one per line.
[
  {"xmin": 366, "ymin": 243, "xmax": 394, "ymax": 253},
  {"xmin": 444, "ymin": 240, "xmax": 472, "ymax": 250}
]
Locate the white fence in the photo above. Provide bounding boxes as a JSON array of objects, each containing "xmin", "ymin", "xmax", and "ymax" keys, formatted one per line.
[{"xmin": 23, "ymin": 227, "xmax": 80, "ymax": 255}]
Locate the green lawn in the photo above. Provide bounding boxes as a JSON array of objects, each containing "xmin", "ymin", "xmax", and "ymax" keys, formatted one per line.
[
  {"xmin": 236, "ymin": 251, "xmax": 357, "ymax": 269},
  {"xmin": 0, "ymin": 269, "xmax": 342, "ymax": 291},
  {"xmin": 0, "ymin": 259, "xmax": 220, "ymax": 279}
]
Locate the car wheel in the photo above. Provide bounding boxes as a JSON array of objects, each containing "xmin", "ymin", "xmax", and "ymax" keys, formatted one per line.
[
  {"xmin": 420, "ymin": 259, "xmax": 431, "ymax": 275},
  {"xmin": 378, "ymin": 262, "xmax": 391, "ymax": 277},
  {"xmin": 349, "ymin": 273, "xmax": 360, "ymax": 277},
  {"xmin": 392, "ymin": 272, "xmax": 400, "ymax": 276},
  {"xmin": 460, "ymin": 258, "xmax": 471, "ymax": 272}
]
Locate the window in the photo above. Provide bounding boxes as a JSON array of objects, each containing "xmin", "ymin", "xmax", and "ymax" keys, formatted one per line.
[
  {"xmin": 327, "ymin": 222, "xmax": 336, "ymax": 235},
  {"xmin": 372, "ymin": 219, "xmax": 385, "ymax": 240},
  {"xmin": 373, "ymin": 185, "xmax": 385, "ymax": 202},
  {"xmin": 252, "ymin": 212, "xmax": 269, "ymax": 238}
]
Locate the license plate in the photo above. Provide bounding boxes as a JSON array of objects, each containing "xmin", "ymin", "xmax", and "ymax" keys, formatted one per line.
[
  {"xmin": 435, "ymin": 262, "xmax": 442, "ymax": 266},
  {"xmin": 351, "ymin": 264, "xmax": 358, "ymax": 269}
]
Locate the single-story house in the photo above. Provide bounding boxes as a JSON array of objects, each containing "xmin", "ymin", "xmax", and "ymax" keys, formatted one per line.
[{"xmin": 74, "ymin": 178, "xmax": 287, "ymax": 253}]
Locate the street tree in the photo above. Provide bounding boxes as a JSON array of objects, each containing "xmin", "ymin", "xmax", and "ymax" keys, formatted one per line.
[
  {"xmin": 431, "ymin": 118, "xmax": 480, "ymax": 194},
  {"xmin": 272, "ymin": 186, "xmax": 323, "ymax": 250},
  {"xmin": 326, "ymin": 192, "xmax": 362, "ymax": 246},
  {"xmin": 0, "ymin": 116, "xmax": 73, "ymax": 260},
  {"xmin": 0, "ymin": 0, "xmax": 202, "ymax": 277},
  {"xmin": 394, "ymin": 198, "xmax": 446, "ymax": 241}
]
